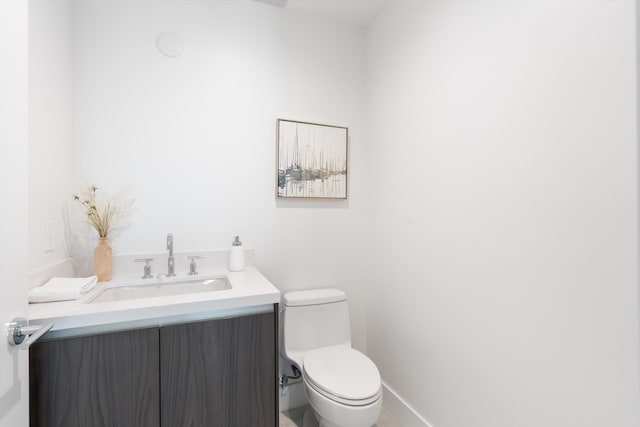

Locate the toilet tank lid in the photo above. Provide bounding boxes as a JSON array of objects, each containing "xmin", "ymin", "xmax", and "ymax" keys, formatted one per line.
[{"xmin": 283, "ymin": 288, "xmax": 346, "ymax": 306}]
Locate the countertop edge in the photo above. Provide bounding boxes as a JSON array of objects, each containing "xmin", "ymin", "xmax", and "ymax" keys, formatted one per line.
[{"xmin": 28, "ymin": 267, "xmax": 281, "ymax": 332}]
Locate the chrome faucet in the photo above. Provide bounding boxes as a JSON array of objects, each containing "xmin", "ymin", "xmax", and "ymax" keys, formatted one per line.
[{"xmin": 166, "ymin": 233, "xmax": 176, "ymax": 277}]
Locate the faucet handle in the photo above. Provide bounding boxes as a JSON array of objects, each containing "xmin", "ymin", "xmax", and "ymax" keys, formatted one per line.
[
  {"xmin": 134, "ymin": 258, "xmax": 154, "ymax": 279},
  {"xmin": 187, "ymin": 256, "xmax": 204, "ymax": 276}
]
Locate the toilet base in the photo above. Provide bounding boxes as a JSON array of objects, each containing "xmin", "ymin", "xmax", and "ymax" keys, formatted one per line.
[
  {"xmin": 302, "ymin": 408, "xmax": 319, "ymax": 427},
  {"xmin": 302, "ymin": 407, "xmax": 349, "ymax": 427}
]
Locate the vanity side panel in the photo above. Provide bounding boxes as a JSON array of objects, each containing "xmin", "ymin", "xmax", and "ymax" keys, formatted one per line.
[
  {"xmin": 29, "ymin": 328, "xmax": 160, "ymax": 427},
  {"xmin": 160, "ymin": 310, "xmax": 276, "ymax": 427}
]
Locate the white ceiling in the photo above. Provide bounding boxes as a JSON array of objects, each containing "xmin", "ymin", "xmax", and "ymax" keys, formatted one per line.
[{"xmin": 284, "ymin": 0, "xmax": 390, "ymax": 28}]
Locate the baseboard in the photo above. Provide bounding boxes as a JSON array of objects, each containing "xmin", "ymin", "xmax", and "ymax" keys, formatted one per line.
[{"xmin": 382, "ymin": 381, "xmax": 433, "ymax": 427}]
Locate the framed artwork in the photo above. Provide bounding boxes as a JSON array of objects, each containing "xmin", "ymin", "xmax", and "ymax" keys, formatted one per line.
[{"xmin": 276, "ymin": 119, "xmax": 348, "ymax": 199}]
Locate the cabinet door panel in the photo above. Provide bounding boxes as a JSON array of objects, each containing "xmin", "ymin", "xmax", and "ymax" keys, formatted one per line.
[
  {"xmin": 29, "ymin": 328, "xmax": 160, "ymax": 427},
  {"xmin": 161, "ymin": 312, "xmax": 276, "ymax": 427}
]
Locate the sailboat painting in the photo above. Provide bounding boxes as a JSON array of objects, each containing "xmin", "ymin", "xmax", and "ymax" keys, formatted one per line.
[{"xmin": 276, "ymin": 119, "xmax": 348, "ymax": 199}]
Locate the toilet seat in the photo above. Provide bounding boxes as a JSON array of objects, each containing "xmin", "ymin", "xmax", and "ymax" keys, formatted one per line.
[{"xmin": 303, "ymin": 345, "xmax": 382, "ymax": 406}]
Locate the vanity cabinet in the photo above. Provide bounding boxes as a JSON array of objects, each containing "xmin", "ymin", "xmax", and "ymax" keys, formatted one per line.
[
  {"xmin": 161, "ymin": 312, "xmax": 276, "ymax": 426},
  {"xmin": 29, "ymin": 327, "xmax": 160, "ymax": 427},
  {"xmin": 30, "ymin": 309, "xmax": 278, "ymax": 427}
]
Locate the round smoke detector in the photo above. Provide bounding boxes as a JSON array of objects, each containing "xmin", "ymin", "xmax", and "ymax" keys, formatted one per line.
[{"xmin": 156, "ymin": 31, "xmax": 183, "ymax": 58}]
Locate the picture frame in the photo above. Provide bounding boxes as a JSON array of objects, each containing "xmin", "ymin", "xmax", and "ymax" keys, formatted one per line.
[{"xmin": 276, "ymin": 119, "xmax": 348, "ymax": 199}]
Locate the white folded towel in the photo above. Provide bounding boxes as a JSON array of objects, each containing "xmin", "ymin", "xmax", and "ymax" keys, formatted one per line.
[{"xmin": 28, "ymin": 276, "xmax": 98, "ymax": 303}]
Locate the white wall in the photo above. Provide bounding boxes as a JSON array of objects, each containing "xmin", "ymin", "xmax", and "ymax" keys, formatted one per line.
[
  {"xmin": 28, "ymin": 0, "xmax": 74, "ymax": 271},
  {"xmin": 70, "ymin": 0, "xmax": 369, "ymax": 350},
  {"xmin": 365, "ymin": 1, "xmax": 640, "ymax": 426}
]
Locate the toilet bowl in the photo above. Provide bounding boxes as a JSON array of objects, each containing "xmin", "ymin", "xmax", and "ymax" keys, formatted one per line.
[
  {"xmin": 304, "ymin": 380, "xmax": 382, "ymax": 427},
  {"xmin": 303, "ymin": 345, "xmax": 382, "ymax": 427},
  {"xmin": 281, "ymin": 289, "xmax": 382, "ymax": 427}
]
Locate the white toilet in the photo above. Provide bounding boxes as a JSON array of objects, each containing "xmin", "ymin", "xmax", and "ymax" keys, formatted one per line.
[{"xmin": 281, "ymin": 288, "xmax": 382, "ymax": 427}]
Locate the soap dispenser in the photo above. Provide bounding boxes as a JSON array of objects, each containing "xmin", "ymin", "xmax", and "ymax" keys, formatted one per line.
[{"xmin": 228, "ymin": 236, "xmax": 245, "ymax": 272}]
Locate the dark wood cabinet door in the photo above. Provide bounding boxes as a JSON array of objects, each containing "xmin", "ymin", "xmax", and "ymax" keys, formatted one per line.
[
  {"xmin": 160, "ymin": 311, "xmax": 277, "ymax": 427},
  {"xmin": 29, "ymin": 328, "xmax": 160, "ymax": 427}
]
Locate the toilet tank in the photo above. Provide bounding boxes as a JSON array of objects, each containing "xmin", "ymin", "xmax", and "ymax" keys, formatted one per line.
[{"xmin": 281, "ymin": 288, "xmax": 351, "ymax": 367}]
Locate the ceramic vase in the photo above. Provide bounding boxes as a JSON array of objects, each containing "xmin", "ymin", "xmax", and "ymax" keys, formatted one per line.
[{"xmin": 94, "ymin": 237, "xmax": 112, "ymax": 282}]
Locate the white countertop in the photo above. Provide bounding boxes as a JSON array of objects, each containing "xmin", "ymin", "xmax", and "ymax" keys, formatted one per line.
[{"xmin": 29, "ymin": 266, "xmax": 281, "ymax": 333}]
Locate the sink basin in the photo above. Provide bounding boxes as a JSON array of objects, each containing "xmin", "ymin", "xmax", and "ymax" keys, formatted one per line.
[{"xmin": 88, "ymin": 276, "xmax": 231, "ymax": 304}]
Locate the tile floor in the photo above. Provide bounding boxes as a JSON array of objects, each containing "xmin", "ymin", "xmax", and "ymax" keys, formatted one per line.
[{"xmin": 280, "ymin": 406, "xmax": 400, "ymax": 427}]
